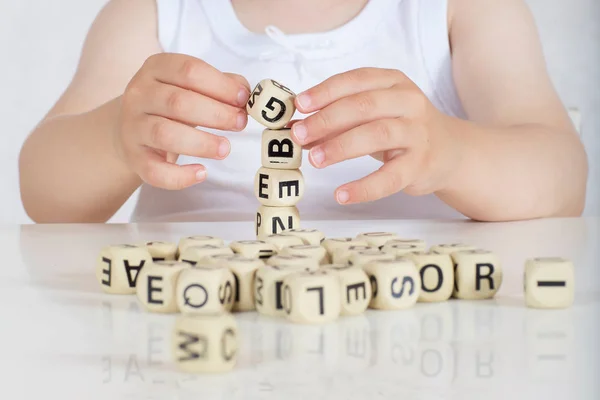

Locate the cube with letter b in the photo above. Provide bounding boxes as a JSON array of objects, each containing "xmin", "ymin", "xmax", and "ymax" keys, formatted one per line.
[
  {"xmin": 247, "ymin": 79, "xmax": 296, "ymax": 129},
  {"xmin": 254, "ymin": 167, "xmax": 305, "ymax": 207},
  {"xmin": 262, "ymin": 129, "xmax": 302, "ymax": 169}
]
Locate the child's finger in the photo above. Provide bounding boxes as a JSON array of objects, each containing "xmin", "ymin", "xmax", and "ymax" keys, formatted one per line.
[
  {"xmin": 334, "ymin": 156, "xmax": 417, "ymax": 205},
  {"xmin": 295, "ymin": 67, "xmax": 408, "ymax": 113},
  {"xmin": 307, "ymin": 119, "xmax": 412, "ymax": 169},
  {"xmin": 146, "ymin": 54, "xmax": 250, "ymax": 108},
  {"xmin": 141, "ymin": 116, "xmax": 230, "ymax": 160},
  {"xmin": 224, "ymin": 72, "xmax": 251, "ymax": 93},
  {"xmin": 291, "ymin": 88, "xmax": 405, "ymax": 145},
  {"xmin": 136, "ymin": 151, "xmax": 207, "ymax": 190},
  {"xmin": 144, "ymin": 82, "xmax": 247, "ymax": 131}
]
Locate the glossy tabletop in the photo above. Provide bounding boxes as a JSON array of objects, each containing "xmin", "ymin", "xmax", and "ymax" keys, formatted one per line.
[{"xmin": 1, "ymin": 217, "xmax": 599, "ymax": 399}]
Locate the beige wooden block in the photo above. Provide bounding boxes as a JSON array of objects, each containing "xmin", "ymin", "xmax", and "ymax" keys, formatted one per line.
[
  {"xmin": 204, "ymin": 254, "xmax": 264, "ymax": 312},
  {"xmin": 267, "ymin": 254, "xmax": 320, "ymax": 271},
  {"xmin": 256, "ymin": 206, "xmax": 300, "ymax": 238},
  {"xmin": 263, "ymin": 233, "xmax": 304, "ymax": 250},
  {"xmin": 254, "ymin": 265, "xmax": 313, "ymax": 317},
  {"xmin": 381, "ymin": 243, "xmax": 421, "ymax": 257},
  {"xmin": 136, "ymin": 261, "xmax": 189, "ymax": 313},
  {"xmin": 348, "ymin": 249, "xmax": 394, "ymax": 268},
  {"xmin": 143, "ymin": 241, "xmax": 178, "ymax": 261},
  {"xmin": 172, "ymin": 314, "xmax": 238, "ymax": 373},
  {"xmin": 254, "ymin": 167, "xmax": 305, "ymax": 207},
  {"xmin": 281, "ymin": 228, "xmax": 325, "ymax": 245},
  {"xmin": 178, "ymin": 236, "xmax": 224, "ymax": 255},
  {"xmin": 524, "ymin": 257, "xmax": 574, "ymax": 309},
  {"xmin": 430, "ymin": 243, "xmax": 477, "ymax": 255},
  {"xmin": 178, "ymin": 245, "xmax": 233, "ymax": 266},
  {"xmin": 282, "ymin": 270, "xmax": 341, "ymax": 324},
  {"xmin": 363, "ymin": 258, "xmax": 421, "ymax": 310},
  {"xmin": 262, "ymin": 128, "xmax": 302, "ymax": 169},
  {"xmin": 452, "ymin": 250, "xmax": 503, "ymax": 300},
  {"xmin": 96, "ymin": 244, "xmax": 153, "ymax": 294},
  {"xmin": 175, "ymin": 265, "xmax": 235, "ymax": 315},
  {"xmin": 322, "ymin": 264, "xmax": 372, "ymax": 316},
  {"xmin": 356, "ymin": 232, "xmax": 400, "ymax": 248},
  {"xmin": 383, "ymin": 239, "xmax": 427, "ymax": 252},
  {"xmin": 407, "ymin": 251, "xmax": 454, "ymax": 303},
  {"xmin": 331, "ymin": 245, "xmax": 376, "ymax": 265},
  {"xmin": 322, "ymin": 238, "xmax": 369, "ymax": 257},
  {"xmin": 281, "ymin": 244, "xmax": 328, "ymax": 265},
  {"xmin": 229, "ymin": 240, "xmax": 277, "ymax": 260},
  {"xmin": 247, "ymin": 79, "xmax": 296, "ymax": 129}
]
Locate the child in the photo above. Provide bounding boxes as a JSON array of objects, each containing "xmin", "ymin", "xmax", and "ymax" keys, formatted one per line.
[{"xmin": 19, "ymin": 0, "xmax": 588, "ymax": 223}]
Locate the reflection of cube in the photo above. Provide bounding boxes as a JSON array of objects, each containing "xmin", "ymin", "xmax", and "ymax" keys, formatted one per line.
[
  {"xmin": 247, "ymin": 79, "xmax": 296, "ymax": 129},
  {"xmin": 96, "ymin": 244, "xmax": 153, "ymax": 294},
  {"xmin": 363, "ymin": 259, "xmax": 420, "ymax": 310},
  {"xmin": 136, "ymin": 261, "xmax": 189, "ymax": 313},
  {"xmin": 172, "ymin": 314, "xmax": 238, "ymax": 373},
  {"xmin": 262, "ymin": 129, "xmax": 302, "ymax": 169},
  {"xmin": 525, "ymin": 257, "xmax": 574, "ymax": 309},
  {"xmin": 254, "ymin": 167, "xmax": 305, "ymax": 207},
  {"xmin": 282, "ymin": 270, "xmax": 341, "ymax": 324},
  {"xmin": 256, "ymin": 206, "xmax": 300, "ymax": 238},
  {"xmin": 452, "ymin": 250, "xmax": 503, "ymax": 300}
]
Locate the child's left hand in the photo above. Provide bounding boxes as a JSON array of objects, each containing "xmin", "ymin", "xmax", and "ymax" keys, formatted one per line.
[{"xmin": 291, "ymin": 67, "xmax": 464, "ymax": 205}]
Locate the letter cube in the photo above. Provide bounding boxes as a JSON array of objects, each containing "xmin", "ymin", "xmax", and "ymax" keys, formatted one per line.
[
  {"xmin": 178, "ymin": 245, "xmax": 234, "ymax": 266},
  {"xmin": 356, "ymin": 232, "xmax": 400, "ymax": 248},
  {"xmin": 229, "ymin": 240, "xmax": 277, "ymax": 260},
  {"xmin": 349, "ymin": 249, "xmax": 394, "ymax": 268},
  {"xmin": 256, "ymin": 206, "xmax": 300, "ymax": 238},
  {"xmin": 281, "ymin": 228, "xmax": 325, "ymax": 245},
  {"xmin": 524, "ymin": 257, "xmax": 575, "ymax": 309},
  {"xmin": 407, "ymin": 252, "xmax": 454, "ymax": 303},
  {"xmin": 331, "ymin": 245, "xmax": 376, "ymax": 265},
  {"xmin": 281, "ymin": 244, "xmax": 328, "ymax": 265},
  {"xmin": 96, "ymin": 244, "xmax": 153, "ymax": 294},
  {"xmin": 136, "ymin": 261, "xmax": 189, "ymax": 313},
  {"xmin": 322, "ymin": 238, "xmax": 369, "ymax": 258},
  {"xmin": 452, "ymin": 250, "xmax": 503, "ymax": 300},
  {"xmin": 322, "ymin": 264, "xmax": 372, "ymax": 316},
  {"xmin": 247, "ymin": 79, "xmax": 296, "ymax": 129},
  {"xmin": 381, "ymin": 242, "xmax": 421, "ymax": 257},
  {"xmin": 172, "ymin": 314, "xmax": 238, "ymax": 373},
  {"xmin": 255, "ymin": 167, "xmax": 305, "ymax": 207},
  {"xmin": 143, "ymin": 241, "xmax": 178, "ymax": 262},
  {"xmin": 282, "ymin": 270, "xmax": 341, "ymax": 324},
  {"xmin": 254, "ymin": 265, "xmax": 313, "ymax": 317},
  {"xmin": 430, "ymin": 243, "xmax": 477, "ymax": 255},
  {"xmin": 266, "ymin": 254, "xmax": 320, "ymax": 270},
  {"xmin": 262, "ymin": 128, "xmax": 302, "ymax": 169},
  {"xmin": 175, "ymin": 265, "xmax": 235, "ymax": 315},
  {"xmin": 178, "ymin": 235, "xmax": 224, "ymax": 255},
  {"xmin": 363, "ymin": 258, "xmax": 421, "ymax": 310},
  {"xmin": 263, "ymin": 233, "xmax": 304, "ymax": 250},
  {"xmin": 383, "ymin": 239, "xmax": 427, "ymax": 252}
]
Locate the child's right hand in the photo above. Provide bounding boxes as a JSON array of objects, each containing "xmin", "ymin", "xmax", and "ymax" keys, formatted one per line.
[{"xmin": 115, "ymin": 54, "xmax": 250, "ymax": 190}]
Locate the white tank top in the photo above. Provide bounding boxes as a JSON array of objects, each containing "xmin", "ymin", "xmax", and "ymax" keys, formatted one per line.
[{"xmin": 132, "ymin": 0, "xmax": 467, "ymax": 222}]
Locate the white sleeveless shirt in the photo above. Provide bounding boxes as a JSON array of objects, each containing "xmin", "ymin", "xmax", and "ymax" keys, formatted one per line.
[{"xmin": 131, "ymin": 0, "xmax": 467, "ymax": 222}]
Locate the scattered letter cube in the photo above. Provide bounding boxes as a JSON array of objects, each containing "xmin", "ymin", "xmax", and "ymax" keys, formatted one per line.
[
  {"xmin": 452, "ymin": 250, "xmax": 503, "ymax": 300},
  {"xmin": 363, "ymin": 258, "xmax": 421, "ymax": 310},
  {"xmin": 356, "ymin": 232, "xmax": 400, "ymax": 248},
  {"xmin": 407, "ymin": 251, "xmax": 454, "ymax": 303},
  {"xmin": 178, "ymin": 245, "xmax": 233, "ymax": 266},
  {"xmin": 175, "ymin": 265, "xmax": 236, "ymax": 315},
  {"xmin": 280, "ymin": 228, "xmax": 325, "ymax": 245},
  {"xmin": 229, "ymin": 240, "xmax": 277, "ymax": 260},
  {"xmin": 136, "ymin": 261, "xmax": 189, "ymax": 313},
  {"xmin": 524, "ymin": 257, "xmax": 574, "ymax": 309},
  {"xmin": 322, "ymin": 264, "xmax": 372, "ymax": 316},
  {"xmin": 143, "ymin": 241, "xmax": 178, "ymax": 262},
  {"xmin": 282, "ymin": 270, "xmax": 341, "ymax": 324},
  {"xmin": 254, "ymin": 265, "xmax": 313, "ymax": 317},
  {"xmin": 96, "ymin": 244, "xmax": 152, "ymax": 294},
  {"xmin": 263, "ymin": 233, "xmax": 304, "ymax": 250},
  {"xmin": 281, "ymin": 244, "xmax": 328, "ymax": 265}
]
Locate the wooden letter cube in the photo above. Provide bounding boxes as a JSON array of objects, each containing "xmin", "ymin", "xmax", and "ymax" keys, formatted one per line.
[
  {"xmin": 96, "ymin": 244, "xmax": 153, "ymax": 294},
  {"xmin": 266, "ymin": 254, "xmax": 319, "ymax": 270},
  {"xmin": 281, "ymin": 228, "xmax": 325, "ymax": 245},
  {"xmin": 172, "ymin": 314, "xmax": 238, "ymax": 373},
  {"xmin": 282, "ymin": 271, "xmax": 341, "ymax": 324},
  {"xmin": 452, "ymin": 250, "xmax": 503, "ymax": 300},
  {"xmin": 322, "ymin": 264, "xmax": 372, "ymax": 316},
  {"xmin": 383, "ymin": 239, "xmax": 427, "ymax": 252},
  {"xmin": 262, "ymin": 128, "xmax": 302, "ymax": 169},
  {"xmin": 263, "ymin": 233, "xmax": 304, "ymax": 250},
  {"xmin": 254, "ymin": 265, "xmax": 313, "ymax": 317},
  {"xmin": 175, "ymin": 266, "xmax": 235, "ymax": 315},
  {"xmin": 349, "ymin": 249, "xmax": 394, "ymax": 268},
  {"xmin": 204, "ymin": 254, "xmax": 265, "ymax": 312},
  {"xmin": 281, "ymin": 244, "xmax": 328, "ymax": 265},
  {"xmin": 178, "ymin": 236, "xmax": 224, "ymax": 255},
  {"xmin": 143, "ymin": 241, "xmax": 178, "ymax": 262},
  {"xmin": 322, "ymin": 238, "xmax": 369, "ymax": 258},
  {"xmin": 256, "ymin": 206, "xmax": 300, "ymax": 238},
  {"xmin": 430, "ymin": 243, "xmax": 477, "ymax": 255},
  {"xmin": 255, "ymin": 167, "xmax": 305, "ymax": 207},
  {"xmin": 247, "ymin": 79, "xmax": 296, "ymax": 129},
  {"xmin": 178, "ymin": 245, "xmax": 233, "ymax": 266},
  {"xmin": 524, "ymin": 257, "xmax": 575, "ymax": 309},
  {"xmin": 381, "ymin": 243, "xmax": 422, "ymax": 257},
  {"xmin": 229, "ymin": 240, "xmax": 277, "ymax": 260},
  {"xmin": 356, "ymin": 232, "xmax": 400, "ymax": 248},
  {"xmin": 136, "ymin": 261, "xmax": 189, "ymax": 313},
  {"xmin": 407, "ymin": 252, "xmax": 454, "ymax": 303},
  {"xmin": 331, "ymin": 245, "xmax": 376, "ymax": 265},
  {"xmin": 363, "ymin": 258, "xmax": 421, "ymax": 310}
]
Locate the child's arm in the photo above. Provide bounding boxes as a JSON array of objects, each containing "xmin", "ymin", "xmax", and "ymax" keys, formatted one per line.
[
  {"xmin": 19, "ymin": 0, "xmax": 249, "ymax": 223},
  {"xmin": 289, "ymin": 0, "xmax": 588, "ymax": 221}
]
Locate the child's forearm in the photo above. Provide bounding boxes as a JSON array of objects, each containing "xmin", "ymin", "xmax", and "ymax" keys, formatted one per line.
[
  {"xmin": 19, "ymin": 97, "xmax": 142, "ymax": 223},
  {"xmin": 436, "ymin": 119, "xmax": 588, "ymax": 221}
]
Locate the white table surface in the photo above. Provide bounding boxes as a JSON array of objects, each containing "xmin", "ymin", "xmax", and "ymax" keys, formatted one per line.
[{"xmin": 1, "ymin": 217, "xmax": 598, "ymax": 399}]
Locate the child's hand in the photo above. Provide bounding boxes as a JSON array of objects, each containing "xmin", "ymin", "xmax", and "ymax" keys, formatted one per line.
[
  {"xmin": 291, "ymin": 68, "xmax": 463, "ymax": 205},
  {"xmin": 116, "ymin": 54, "xmax": 250, "ymax": 190}
]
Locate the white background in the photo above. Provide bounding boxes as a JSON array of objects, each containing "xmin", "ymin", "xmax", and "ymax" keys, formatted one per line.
[{"xmin": 0, "ymin": 0, "xmax": 598, "ymax": 225}]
